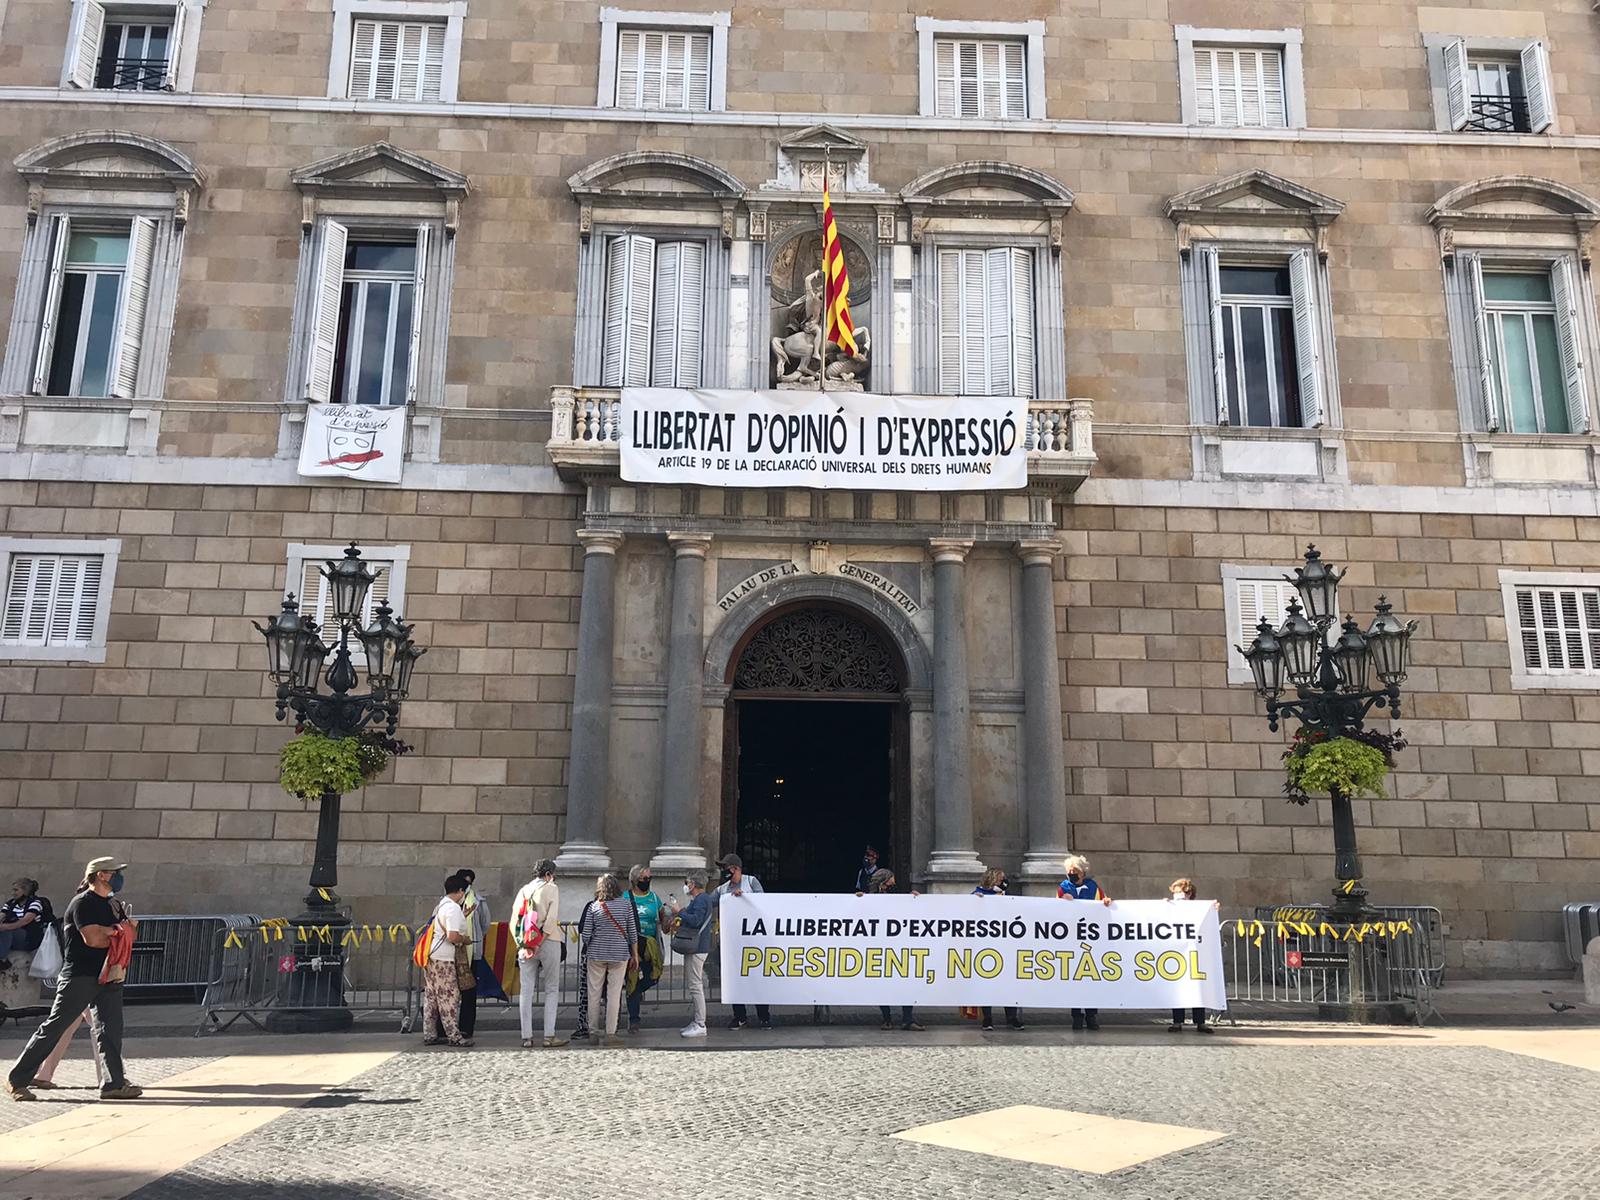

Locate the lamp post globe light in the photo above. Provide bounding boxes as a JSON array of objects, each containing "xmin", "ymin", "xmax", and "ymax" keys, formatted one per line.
[
  {"xmin": 253, "ymin": 543, "xmax": 426, "ymax": 1031},
  {"xmin": 1237, "ymin": 544, "xmax": 1417, "ymax": 921}
]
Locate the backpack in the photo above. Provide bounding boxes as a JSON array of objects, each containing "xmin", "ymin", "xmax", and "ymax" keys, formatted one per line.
[
  {"xmin": 512, "ymin": 888, "xmax": 545, "ymax": 954},
  {"xmin": 411, "ymin": 914, "xmax": 445, "ymax": 969}
]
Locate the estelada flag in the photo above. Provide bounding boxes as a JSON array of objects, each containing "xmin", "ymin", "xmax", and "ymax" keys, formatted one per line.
[{"xmin": 821, "ymin": 184, "xmax": 858, "ymax": 357}]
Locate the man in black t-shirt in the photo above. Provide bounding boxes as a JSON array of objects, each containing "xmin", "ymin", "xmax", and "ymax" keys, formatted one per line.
[{"xmin": 7, "ymin": 857, "xmax": 142, "ymax": 1102}]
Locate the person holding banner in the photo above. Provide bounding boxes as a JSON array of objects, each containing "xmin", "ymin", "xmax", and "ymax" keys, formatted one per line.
[
  {"xmin": 1058, "ymin": 856, "xmax": 1112, "ymax": 1032},
  {"xmin": 716, "ymin": 855, "xmax": 771, "ymax": 1030},
  {"xmin": 973, "ymin": 869, "xmax": 1024, "ymax": 1032},
  {"xmin": 859, "ymin": 868, "xmax": 925, "ymax": 1032},
  {"xmin": 1167, "ymin": 878, "xmax": 1217, "ymax": 1034}
]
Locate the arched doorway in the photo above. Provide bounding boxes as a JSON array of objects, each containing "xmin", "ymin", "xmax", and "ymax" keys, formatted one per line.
[{"xmin": 720, "ymin": 601, "xmax": 909, "ymax": 893}]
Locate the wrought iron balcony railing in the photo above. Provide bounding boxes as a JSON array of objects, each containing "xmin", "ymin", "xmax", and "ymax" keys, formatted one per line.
[
  {"xmin": 1465, "ymin": 93, "xmax": 1531, "ymax": 134},
  {"xmin": 100, "ymin": 57, "xmax": 169, "ymax": 91}
]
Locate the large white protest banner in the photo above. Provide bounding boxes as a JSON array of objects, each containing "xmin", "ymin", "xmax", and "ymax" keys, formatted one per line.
[
  {"xmin": 620, "ymin": 388, "xmax": 1026, "ymax": 490},
  {"xmin": 718, "ymin": 893, "xmax": 1226, "ymax": 1010},
  {"xmin": 298, "ymin": 404, "xmax": 405, "ymax": 483}
]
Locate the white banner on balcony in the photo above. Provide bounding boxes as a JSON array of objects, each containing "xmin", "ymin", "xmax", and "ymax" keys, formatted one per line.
[
  {"xmin": 619, "ymin": 388, "xmax": 1026, "ymax": 490},
  {"xmin": 298, "ymin": 404, "xmax": 405, "ymax": 484}
]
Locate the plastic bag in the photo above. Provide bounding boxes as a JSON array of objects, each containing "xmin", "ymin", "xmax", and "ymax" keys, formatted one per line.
[{"xmin": 28, "ymin": 925, "xmax": 63, "ymax": 979}]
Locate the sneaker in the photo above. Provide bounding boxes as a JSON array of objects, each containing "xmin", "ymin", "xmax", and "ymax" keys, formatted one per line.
[
  {"xmin": 902, "ymin": 1022, "xmax": 925, "ymax": 1032},
  {"xmin": 6, "ymin": 1082, "xmax": 35, "ymax": 1102},
  {"xmin": 571, "ymin": 1029, "xmax": 590, "ymax": 1041},
  {"xmin": 628, "ymin": 1020, "xmax": 641, "ymax": 1034},
  {"xmin": 680, "ymin": 1023, "xmax": 707, "ymax": 1039},
  {"xmin": 727, "ymin": 1017, "xmax": 747, "ymax": 1030},
  {"xmin": 450, "ymin": 1038, "xmax": 473, "ymax": 1048},
  {"xmin": 759, "ymin": 1020, "xmax": 773, "ymax": 1030},
  {"xmin": 981, "ymin": 1022, "xmax": 994, "ymax": 1031},
  {"xmin": 1007, "ymin": 1021, "xmax": 1026, "ymax": 1031},
  {"xmin": 100, "ymin": 1085, "xmax": 143, "ymax": 1101},
  {"xmin": 1168, "ymin": 1023, "xmax": 1183, "ymax": 1033},
  {"xmin": 543, "ymin": 1036, "xmax": 570, "ymax": 1048}
]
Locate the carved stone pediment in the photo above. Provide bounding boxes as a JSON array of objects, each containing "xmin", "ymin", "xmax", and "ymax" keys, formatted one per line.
[
  {"xmin": 901, "ymin": 161, "xmax": 1073, "ymax": 253},
  {"xmin": 1427, "ymin": 176, "xmax": 1600, "ymax": 232},
  {"xmin": 1165, "ymin": 170, "xmax": 1343, "ymax": 226},
  {"xmin": 568, "ymin": 152, "xmax": 744, "ymax": 202},
  {"xmin": 16, "ymin": 131, "xmax": 204, "ymax": 224},
  {"xmin": 291, "ymin": 142, "xmax": 469, "ymax": 202},
  {"xmin": 778, "ymin": 124, "xmax": 867, "ymax": 161}
]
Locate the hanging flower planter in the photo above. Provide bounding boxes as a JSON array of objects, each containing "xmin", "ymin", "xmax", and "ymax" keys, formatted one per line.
[
  {"xmin": 279, "ymin": 731, "xmax": 412, "ymax": 800},
  {"xmin": 1282, "ymin": 728, "xmax": 1407, "ymax": 806}
]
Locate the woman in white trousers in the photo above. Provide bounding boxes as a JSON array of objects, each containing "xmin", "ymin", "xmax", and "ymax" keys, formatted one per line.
[{"xmin": 513, "ymin": 860, "xmax": 567, "ymax": 1049}]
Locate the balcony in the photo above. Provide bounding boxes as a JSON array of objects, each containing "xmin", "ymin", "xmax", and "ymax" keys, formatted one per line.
[
  {"xmin": 546, "ymin": 387, "xmax": 1097, "ymax": 493},
  {"xmin": 1465, "ymin": 94, "xmax": 1531, "ymax": 134},
  {"xmin": 98, "ymin": 57, "xmax": 169, "ymax": 91}
]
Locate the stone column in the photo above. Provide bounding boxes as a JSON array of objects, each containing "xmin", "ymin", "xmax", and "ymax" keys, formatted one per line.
[
  {"xmin": 652, "ymin": 533, "xmax": 713, "ymax": 872},
  {"xmin": 1016, "ymin": 540, "xmax": 1071, "ymax": 890},
  {"xmin": 554, "ymin": 529, "xmax": 622, "ymax": 874},
  {"xmin": 925, "ymin": 538, "xmax": 984, "ymax": 888}
]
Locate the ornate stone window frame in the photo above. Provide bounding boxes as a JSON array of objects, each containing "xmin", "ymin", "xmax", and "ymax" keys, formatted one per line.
[
  {"xmin": 1, "ymin": 132, "xmax": 201, "ymax": 406},
  {"xmin": 596, "ymin": 7, "xmax": 731, "ymax": 112},
  {"xmin": 1429, "ymin": 177, "xmax": 1600, "ymax": 480},
  {"xmin": 903, "ymin": 161, "xmax": 1073, "ymax": 401},
  {"xmin": 1500, "ymin": 570, "xmax": 1600, "ymax": 690},
  {"xmin": 279, "ymin": 143, "xmax": 468, "ymax": 460},
  {"xmin": 1167, "ymin": 170, "xmax": 1345, "ymax": 481},
  {"xmin": 914, "ymin": 17, "xmax": 1047, "ymax": 120},
  {"xmin": 568, "ymin": 152, "xmax": 743, "ymax": 388},
  {"xmin": 326, "ymin": 0, "xmax": 468, "ymax": 103},
  {"xmin": 60, "ymin": 0, "xmax": 209, "ymax": 94},
  {"xmin": 1174, "ymin": 26, "xmax": 1307, "ymax": 130},
  {"xmin": 1421, "ymin": 32, "xmax": 1555, "ymax": 135}
]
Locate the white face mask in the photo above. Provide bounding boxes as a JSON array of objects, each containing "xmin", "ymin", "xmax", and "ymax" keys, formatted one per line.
[{"xmin": 1171, "ymin": 892, "xmax": 1187, "ymax": 901}]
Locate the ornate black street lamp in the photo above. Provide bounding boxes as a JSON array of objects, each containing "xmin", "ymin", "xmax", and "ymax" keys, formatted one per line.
[
  {"xmin": 254, "ymin": 544, "xmax": 425, "ymax": 1029},
  {"xmin": 1237, "ymin": 545, "xmax": 1416, "ymax": 920}
]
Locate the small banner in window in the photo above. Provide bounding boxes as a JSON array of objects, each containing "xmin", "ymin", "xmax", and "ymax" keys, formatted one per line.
[{"xmin": 299, "ymin": 404, "xmax": 405, "ymax": 484}]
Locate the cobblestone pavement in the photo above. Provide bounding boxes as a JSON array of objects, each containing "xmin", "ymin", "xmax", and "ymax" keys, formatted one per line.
[{"xmin": 106, "ymin": 1028, "xmax": 1600, "ymax": 1200}]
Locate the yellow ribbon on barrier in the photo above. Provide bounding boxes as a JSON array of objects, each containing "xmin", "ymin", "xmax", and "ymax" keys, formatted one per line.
[
  {"xmin": 1341, "ymin": 878, "xmax": 1359, "ymax": 894},
  {"xmin": 224, "ymin": 930, "xmax": 242, "ymax": 948},
  {"xmin": 390, "ymin": 924, "xmax": 410, "ymax": 943},
  {"xmin": 317, "ymin": 888, "xmax": 334, "ymax": 902},
  {"xmin": 341, "ymin": 929, "xmax": 360, "ymax": 948}
]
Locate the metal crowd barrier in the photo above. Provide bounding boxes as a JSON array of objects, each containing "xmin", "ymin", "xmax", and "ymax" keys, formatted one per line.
[
  {"xmin": 197, "ymin": 920, "xmax": 417, "ymax": 1035},
  {"xmin": 1223, "ymin": 912, "xmax": 1439, "ymax": 1025},
  {"xmin": 1254, "ymin": 904, "xmax": 1445, "ymax": 989},
  {"xmin": 127, "ymin": 914, "xmax": 259, "ymax": 1001},
  {"xmin": 1563, "ymin": 902, "xmax": 1600, "ymax": 968}
]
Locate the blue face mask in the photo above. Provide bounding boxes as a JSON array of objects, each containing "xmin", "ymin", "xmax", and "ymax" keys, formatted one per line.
[{"xmin": 109, "ymin": 872, "xmax": 125, "ymax": 895}]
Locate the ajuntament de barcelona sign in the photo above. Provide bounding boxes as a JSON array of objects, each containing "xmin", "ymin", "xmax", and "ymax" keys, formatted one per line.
[{"xmin": 620, "ymin": 388, "xmax": 1026, "ymax": 490}]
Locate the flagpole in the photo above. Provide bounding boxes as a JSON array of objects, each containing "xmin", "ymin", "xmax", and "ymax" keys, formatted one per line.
[{"xmin": 818, "ymin": 146, "xmax": 830, "ymax": 393}]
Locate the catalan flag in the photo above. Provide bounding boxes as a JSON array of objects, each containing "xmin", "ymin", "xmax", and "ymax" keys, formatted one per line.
[{"xmin": 821, "ymin": 184, "xmax": 858, "ymax": 358}]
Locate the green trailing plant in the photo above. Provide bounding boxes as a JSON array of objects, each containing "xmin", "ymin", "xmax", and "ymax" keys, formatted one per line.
[
  {"xmin": 1282, "ymin": 728, "xmax": 1406, "ymax": 805},
  {"xmin": 279, "ymin": 733, "xmax": 365, "ymax": 800}
]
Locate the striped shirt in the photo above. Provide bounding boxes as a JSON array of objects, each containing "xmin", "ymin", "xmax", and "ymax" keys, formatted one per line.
[{"xmin": 578, "ymin": 896, "xmax": 639, "ymax": 963}]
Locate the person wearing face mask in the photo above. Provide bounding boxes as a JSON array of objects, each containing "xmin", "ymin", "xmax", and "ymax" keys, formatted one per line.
[
  {"xmin": 853, "ymin": 846, "xmax": 881, "ymax": 894},
  {"xmin": 1057, "ymin": 855, "xmax": 1112, "ymax": 1032},
  {"xmin": 1166, "ymin": 878, "xmax": 1218, "ymax": 1034},
  {"xmin": 624, "ymin": 865, "xmax": 667, "ymax": 1033},
  {"xmin": 972, "ymin": 868, "xmax": 1024, "ymax": 1032},
  {"xmin": 7, "ymin": 857, "xmax": 141, "ymax": 1102},
  {"xmin": 714, "ymin": 854, "xmax": 770, "ymax": 1030},
  {"xmin": 672, "ymin": 871, "xmax": 714, "ymax": 1038}
]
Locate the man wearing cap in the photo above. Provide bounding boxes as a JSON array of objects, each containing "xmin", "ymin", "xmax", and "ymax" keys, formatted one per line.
[
  {"xmin": 714, "ymin": 854, "xmax": 770, "ymax": 1030},
  {"xmin": 7, "ymin": 857, "xmax": 141, "ymax": 1102}
]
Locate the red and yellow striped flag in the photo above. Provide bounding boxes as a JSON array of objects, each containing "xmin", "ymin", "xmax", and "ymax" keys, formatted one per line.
[{"xmin": 821, "ymin": 184, "xmax": 858, "ymax": 357}]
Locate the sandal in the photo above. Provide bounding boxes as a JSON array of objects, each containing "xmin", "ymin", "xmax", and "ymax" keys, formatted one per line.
[
  {"xmin": 521, "ymin": 1038, "xmax": 535, "ymax": 1049},
  {"xmin": 421, "ymin": 1037, "xmax": 442, "ymax": 1046}
]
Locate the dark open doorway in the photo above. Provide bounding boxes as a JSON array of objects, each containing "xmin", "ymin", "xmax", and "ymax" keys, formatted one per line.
[
  {"xmin": 719, "ymin": 601, "xmax": 909, "ymax": 893},
  {"xmin": 732, "ymin": 699, "xmax": 895, "ymax": 893}
]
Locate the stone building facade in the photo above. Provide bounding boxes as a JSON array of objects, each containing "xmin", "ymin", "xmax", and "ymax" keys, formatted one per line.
[{"xmin": 1, "ymin": 1, "xmax": 1598, "ymax": 973}]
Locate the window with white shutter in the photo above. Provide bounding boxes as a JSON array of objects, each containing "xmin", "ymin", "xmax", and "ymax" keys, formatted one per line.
[
  {"xmin": 599, "ymin": 234, "xmax": 705, "ymax": 388},
  {"xmin": 63, "ymin": 1, "xmax": 202, "ymax": 92},
  {"xmin": 1192, "ymin": 45, "xmax": 1286, "ymax": 128},
  {"xmin": 933, "ymin": 37, "xmax": 1028, "ymax": 118},
  {"xmin": 1222, "ymin": 565, "xmax": 1337, "ymax": 684},
  {"xmin": 348, "ymin": 18, "xmax": 447, "ymax": 101},
  {"xmin": 0, "ymin": 540, "xmax": 120, "ymax": 662},
  {"xmin": 935, "ymin": 247, "xmax": 1036, "ymax": 397},
  {"xmin": 1502, "ymin": 573, "xmax": 1600, "ymax": 688},
  {"xmin": 1460, "ymin": 257, "xmax": 1591, "ymax": 436},
  {"xmin": 614, "ymin": 28, "xmax": 711, "ymax": 111},
  {"xmin": 1436, "ymin": 38, "xmax": 1553, "ymax": 134},
  {"xmin": 285, "ymin": 544, "xmax": 411, "ymax": 667}
]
